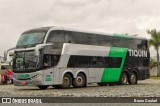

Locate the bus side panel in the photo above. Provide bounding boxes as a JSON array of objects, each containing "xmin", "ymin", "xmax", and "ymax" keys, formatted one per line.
[
  {"xmin": 88, "ymin": 68, "xmax": 104, "ymax": 82},
  {"xmin": 101, "ymin": 47, "xmax": 128, "ymax": 82},
  {"xmin": 122, "ymin": 50, "xmax": 150, "ymax": 80},
  {"xmin": 43, "ymin": 68, "xmax": 54, "ymax": 85}
]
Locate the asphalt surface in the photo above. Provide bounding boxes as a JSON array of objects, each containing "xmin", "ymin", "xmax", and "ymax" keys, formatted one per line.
[
  {"xmin": 1, "ymin": 79, "xmax": 160, "ymax": 105},
  {"xmin": 0, "ymin": 78, "xmax": 160, "ymax": 97}
]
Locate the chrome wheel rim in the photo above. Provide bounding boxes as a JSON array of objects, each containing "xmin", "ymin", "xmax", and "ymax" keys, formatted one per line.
[
  {"xmin": 131, "ymin": 74, "xmax": 136, "ymax": 82},
  {"xmin": 63, "ymin": 77, "xmax": 69, "ymax": 85},
  {"xmin": 122, "ymin": 75, "xmax": 127, "ymax": 84},
  {"xmin": 76, "ymin": 76, "xmax": 83, "ymax": 85}
]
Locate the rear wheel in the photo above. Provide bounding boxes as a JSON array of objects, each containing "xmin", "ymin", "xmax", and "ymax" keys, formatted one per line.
[
  {"xmin": 59, "ymin": 73, "xmax": 72, "ymax": 89},
  {"xmin": 128, "ymin": 72, "xmax": 137, "ymax": 84},
  {"xmin": 73, "ymin": 73, "xmax": 86, "ymax": 88},
  {"xmin": 37, "ymin": 85, "xmax": 49, "ymax": 89},
  {"xmin": 119, "ymin": 72, "xmax": 128, "ymax": 85}
]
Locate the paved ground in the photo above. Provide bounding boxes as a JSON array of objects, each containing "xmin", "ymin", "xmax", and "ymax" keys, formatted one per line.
[{"xmin": 0, "ymin": 78, "xmax": 160, "ymax": 97}]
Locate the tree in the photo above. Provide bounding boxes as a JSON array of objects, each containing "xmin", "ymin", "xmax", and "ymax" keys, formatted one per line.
[
  {"xmin": 150, "ymin": 58, "xmax": 157, "ymax": 69},
  {"xmin": 147, "ymin": 29, "xmax": 160, "ymax": 76}
]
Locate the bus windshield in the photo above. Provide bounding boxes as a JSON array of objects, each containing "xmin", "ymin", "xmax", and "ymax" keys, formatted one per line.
[
  {"xmin": 14, "ymin": 51, "xmax": 38, "ymax": 70},
  {"xmin": 16, "ymin": 31, "xmax": 46, "ymax": 48}
]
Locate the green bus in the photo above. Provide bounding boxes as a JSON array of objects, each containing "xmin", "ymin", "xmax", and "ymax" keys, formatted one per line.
[{"xmin": 12, "ymin": 26, "xmax": 150, "ymax": 89}]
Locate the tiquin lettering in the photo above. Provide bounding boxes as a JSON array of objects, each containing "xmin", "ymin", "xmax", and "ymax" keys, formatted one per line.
[{"xmin": 129, "ymin": 50, "xmax": 147, "ymax": 57}]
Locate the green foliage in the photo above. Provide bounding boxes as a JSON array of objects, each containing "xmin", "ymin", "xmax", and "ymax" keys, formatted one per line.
[
  {"xmin": 147, "ymin": 29, "xmax": 160, "ymax": 64},
  {"xmin": 147, "ymin": 29, "xmax": 160, "ymax": 51},
  {"xmin": 147, "ymin": 29, "xmax": 160, "ymax": 76},
  {"xmin": 150, "ymin": 58, "xmax": 157, "ymax": 68}
]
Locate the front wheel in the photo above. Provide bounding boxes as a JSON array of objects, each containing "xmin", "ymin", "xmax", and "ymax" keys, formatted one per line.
[
  {"xmin": 37, "ymin": 85, "xmax": 49, "ymax": 89},
  {"xmin": 128, "ymin": 72, "xmax": 137, "ymax": 84},
  {"xmin": 119, "ymin": 72, "xmax": 128, "ymax": 85}
]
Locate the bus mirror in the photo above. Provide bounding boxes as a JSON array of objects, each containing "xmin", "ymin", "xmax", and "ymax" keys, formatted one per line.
[
  {"xmin": 35, "ymin": 43, "xmax": 53, "ymax": 56},
  {"xmin": 4, "ymin": 50, "xmax": 7, "ymax": 61}
]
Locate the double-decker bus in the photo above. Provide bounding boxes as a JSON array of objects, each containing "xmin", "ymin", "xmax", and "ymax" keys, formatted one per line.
[{"xmin": 12, "ymin": 26, "xmax": 150, "ymax": 89}]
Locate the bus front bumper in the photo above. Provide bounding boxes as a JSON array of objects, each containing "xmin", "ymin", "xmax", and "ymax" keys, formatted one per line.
[
  {"xmin": 13, "ymin": 71, "xmax": 45, "ymax": 86},
  {"xmin": 13, "ymin": 78, "xmax": 44, "ymax": 86}
]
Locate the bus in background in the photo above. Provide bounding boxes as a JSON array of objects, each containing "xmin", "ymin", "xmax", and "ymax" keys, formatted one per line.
[{"xmin": 12, "ymin": 26, "xmax": 150, "ymax": 89}]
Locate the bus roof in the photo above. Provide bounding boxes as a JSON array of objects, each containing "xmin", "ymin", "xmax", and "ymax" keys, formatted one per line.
[
  {"xmin": 61, "ymin": 27, "xmax": 147, "ymax": 40},
  {"xmin": 24, "ymin": 26, "xmax": 147, "ymax": 40}
]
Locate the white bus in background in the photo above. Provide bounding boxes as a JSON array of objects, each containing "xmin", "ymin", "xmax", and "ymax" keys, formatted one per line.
[
  {"xmin": 0, "ymin": 48, "xmax": 15, "ymax": 82},
  {"xmin": 0, "ymin": 47, "xmax": 15, "ymax": 69},
  {"xmin": 12, "ymin": 26, "xmax": 150, "ymax": 89},
  {"xmin": 4, "ymin": 47, "xmax": 15, "ymax": 63}
]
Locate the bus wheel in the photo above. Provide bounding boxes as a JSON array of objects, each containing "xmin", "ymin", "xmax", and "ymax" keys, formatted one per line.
[
  {"xmin": 119, "ymin": 72, "xmax": 128, "ymax": 85},
  {"xmin": 73, "ymin": 73, "xmax": 86, "ymax": 88},
  {"xmin": 97, "ymin": 82, "xmax": 107, "ymax": 86},
  {"xmin": 129, "ymin": 72, "xmax": 137, "ymax": 84},
  {"xmin": 60, "ymin": 73, "xmax": 72, "ymax": 89},
  {"xmin": 37, "ymin": 85, "xmax": 49, "ymax": 89}
]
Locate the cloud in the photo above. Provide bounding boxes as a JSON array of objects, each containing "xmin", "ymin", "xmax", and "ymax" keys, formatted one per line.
[{"xmin": 0, "ymin": 0, "xmax": 160, "ymax": 56}]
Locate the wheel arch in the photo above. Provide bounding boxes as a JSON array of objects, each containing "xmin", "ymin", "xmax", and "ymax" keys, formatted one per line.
[
  {"xmin": 121, "ymin": 70, "xmax": 130, "ymax": 79},
  {"xmin": 61, "ymin": 70, "xmax": 74, "ymax": 80},
  {"xmin": 75, "ymin": 70, "xmax": 87, "ymax": 79}
]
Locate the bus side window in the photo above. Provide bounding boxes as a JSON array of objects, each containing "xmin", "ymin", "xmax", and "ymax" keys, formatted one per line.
[
  {"xmin": 51, "ymin": 55, "xmax": 60, "ymax": 66},
  {"xmin": 64, "ymin": 31, "xmax": 82, "ymax": 44},
  {"xmin": 105, "ymin": 57, "xmax": 122, "ymax": 68},
  {"xmin": 46, "ymin": 30, "xmax": 64, "ymax": 50},
  {"xmin": 47, "ymin": 30, "xmax": 64, "ymax": 54},
  {"xmin": 47, "ymin": 30, "xmax": 64, "ymax": 43},
  {"xmin": 43, "ymin": 55, "xmax": 50, "ymax": 68},
  {"xmin": 136, "ymin": 40, "xmax": 147, "ymax": 50},
  {"xmin": 97, "ymin": 35, "xmax": 112, "ymax": 46}
]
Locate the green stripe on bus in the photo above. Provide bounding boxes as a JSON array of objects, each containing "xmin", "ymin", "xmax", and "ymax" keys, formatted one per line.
[
  {"xmin": 113, "ymin": 33, "xmax": 131, "ymax": 38},
  {"xmin": 101, "ymin": 47, "xmax": 128, "ymax": 82}
]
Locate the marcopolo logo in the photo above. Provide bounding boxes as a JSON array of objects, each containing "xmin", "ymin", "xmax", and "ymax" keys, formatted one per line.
[{"xmin": 129, "ymin": 50, "xmax": 147, "ymax": 57}]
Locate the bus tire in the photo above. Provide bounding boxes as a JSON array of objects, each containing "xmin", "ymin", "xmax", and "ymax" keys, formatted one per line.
[
  {"xmin": 97, "ymin": 82, "xmax": 107, "ymax": 86},
  {"xmin": 119, "ymin": 72, "xmax": 128, "ymax": 85},
  {"xmin": 128, "ymin": 72, "xmax": 137, "ymax": 84},
  {"xmin": 37, "ymin": 85, "xmax": 49, "ymax": 89},
  {"xmin": 73, "ymin": 73, "xmax": 86, "ymax": 88},
  {"xmin": 60, "ymin": 73, "xmax": 72, "ymax": 89}
]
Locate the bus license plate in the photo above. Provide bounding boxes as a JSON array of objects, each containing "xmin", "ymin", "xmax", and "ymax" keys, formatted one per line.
[
  {"xmin": 18, "ymin": 74, "xmax": 30, "ymax": 79},
  {"xmin": 21, "ymin": 81, "xmax": 27, "ymax": 85}
]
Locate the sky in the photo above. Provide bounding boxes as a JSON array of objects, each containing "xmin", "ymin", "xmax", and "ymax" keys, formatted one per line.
[{"xmin": 0, "ymin": 0, "xmax": 160, "ymax": 57}]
